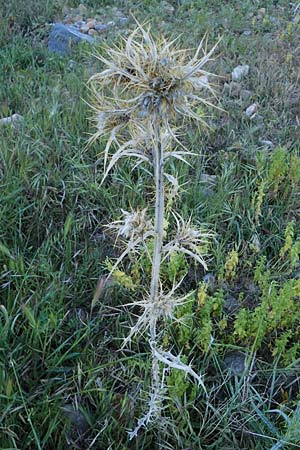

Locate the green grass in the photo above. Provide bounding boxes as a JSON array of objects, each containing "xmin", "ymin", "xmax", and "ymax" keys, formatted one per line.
[{"xmin": 1, "ymin": 0, "xmax": 300, "ymax": 448}]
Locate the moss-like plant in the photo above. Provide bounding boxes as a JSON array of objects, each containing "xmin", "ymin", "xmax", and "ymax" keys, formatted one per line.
[{"xmin": 88, "ymin": 21, "xmax": 219, "ymax": 437}]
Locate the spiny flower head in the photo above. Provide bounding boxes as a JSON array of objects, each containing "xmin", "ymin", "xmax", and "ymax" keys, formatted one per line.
[
  {"xmin": 163, "ymin": 213, "xmax": 213, "ymax": 270},
  {"xmin": 107, "ymin": 208, "xmax": 153, "ymax": 241},
  {"xmin": 88, "ymin": 20, "xmax": 219, "ymax": 142}
]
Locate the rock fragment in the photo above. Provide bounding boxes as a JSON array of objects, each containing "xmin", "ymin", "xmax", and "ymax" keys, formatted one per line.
[
  {"xmin": 48, "ymin": 23, "xmax": 94, "ymax": 55},
  {"xmin": 231, "ymin": 64, "xmax": 250, "ymax": 81}
]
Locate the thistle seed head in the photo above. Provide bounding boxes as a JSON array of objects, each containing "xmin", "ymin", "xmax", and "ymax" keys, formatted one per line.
[
  {"xmin": 88, "ymin": 21, "xmax": 219, "ymax": 146},
  {"xmin": 107, "ymin": 208, "xmax": 153, "ymax": 242}
]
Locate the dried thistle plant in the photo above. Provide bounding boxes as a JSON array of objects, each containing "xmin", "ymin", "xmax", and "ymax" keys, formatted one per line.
[{"xmin": 88, "ymin": 20, "xmax": 219, "ymax": 437}]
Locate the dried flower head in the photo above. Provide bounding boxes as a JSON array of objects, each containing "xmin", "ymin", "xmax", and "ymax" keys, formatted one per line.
[
  {"xmin": 88, "ymin": 21, "xmax": 219, "ymax": 166},
  {"xmin": 108, "ymin": 208, "xmax": 153, "ymax": 241},
  {"xmin": 163, "ymin": 213, "xmax": 213, "ymax": 270}
]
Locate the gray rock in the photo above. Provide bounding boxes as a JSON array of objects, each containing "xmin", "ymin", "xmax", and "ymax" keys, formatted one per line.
[
  {"xmin": 241, "ymin": 89, "xmax": 251, "ymax": 101},
  {"xmin": 224, "ymin": 351, "xmax": 246, "ymax": 376},
  {"xmin": 80, "ymin": 25, "xmax": 90, "ymax": 33},
  {"xmin": 203, "ymin": 273, "xmax": 216, "ymax": 290},
  {"xmin": 245, "ymin": 102, "xmax": 258, "ymax": 118},
  {"xmin": 231, "ymin": 64, "xmax": 249, "ymax": 81},
  {"xmin": 223, "ymin": 81, "xmax": 241, "ymax": 98},
  {"xmin": 224, "ymin": 295, "xmax": 240, "ymax": 315},
  {"xmin": 200, "ymin": 173, "xmax": 217, "ymax": 186},
  {"xmin": 0, "ymin": 113, "xmax": 24, "ymax": 127},
  {"xmin": 48, "ymin": 23, "xmax": 94, "ymax": 56},
  {"xmin": 67, "ymin": 59, "xmax": 76, "ymax": 69},
  {"xmin": 259, "ymin": 139, "xmax": 274, "ymax": 148},
  {"xmin": 62, "ymin": 403, "xmax": 89, "ymax": 434},
  {"xmin": 119, "ymin": 17, "xmax": 129, "ymax": 27},
  {"xmin": 95, "ymin": 24, "xmax": 109, "ymax": 32},
  {"xmin": 74, "ymin": 20, "xmax": 86, "ymax": 28},
  {"xmin": 200, "ymin": 173, "xmax": 217, "ymax": 198}
]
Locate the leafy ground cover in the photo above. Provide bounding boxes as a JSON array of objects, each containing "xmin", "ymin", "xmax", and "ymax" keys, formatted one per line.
[{"xmin": 1, "ymin": 0, "xmax": 300, "ymax": 448}]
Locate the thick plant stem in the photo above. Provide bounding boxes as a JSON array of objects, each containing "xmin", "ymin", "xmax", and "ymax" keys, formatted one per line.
[
  {"xmin": 149, "ymin": 120, "xmax": 165, "ymax": 410},
  {"xmin": 150, "ymin": 122, "xmax": 164, "ymax": 305}
]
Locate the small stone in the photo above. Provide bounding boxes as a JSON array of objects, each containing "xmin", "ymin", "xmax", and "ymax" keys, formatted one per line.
[
  {"xmin": 224, "ymin": 295, "xmax": 240, "ymax": 315},
  {"xmin": 80, "ymin": 25, "xmax": 90, "ymax": 33},
  {"xmin": 62, "ymin": 403, "xmax": 89, "ymax": 434},
  {"xmin": 224, "ymin": 352, "xmax": 246, "ymax": 376},
  {"xmin": 223, "ymin": 81, "xmax": 241, "ymax": 97},
  {"xmin": 96, "ymin": 377, "xmax": 103, "ymax": 388},
  {"xmin": 200, "ymin": 173, "xmax": 217, "ymax": 186},
  {"xmin": 95, "ymin": 24, "xmax": 108, "ymax": 32},
  {"xmin": 200, "ymin": 173, "xmax": 217, "ymax": 198},
  {"xmin": 254, "ymin": 114, "xmax": 264, "ymax": 122},
  {"xmin": 245, "ymin": 102, "xmax": 258, "ymax": 118},
  {"xmin": 231, "ymin": 64, "xmax": 250, "ymax": 81},
  {"xmin": 251, "ymin": 234, "xmax": 261, "ymax": 253},
  {"xmin": 86, "ymin": 19, "xmax": 96, "ymax": 29},
  {"xmin": 74, "ymin": 20, "xmax": 85, "ymax": 28},
  {"xmin": 67, "ymin": 59, "xmax": 76, "ymax": 69},
  {"xmin": 163, "ymin": 1, "xmax": 175, "ymax": 13},
  {"xmin": 203, "ymin": 273, "xmax": 216, "ymax": 290},
  {"xmin": 259, "ymin": 139, "xmax": 274, "ymax": 148},
  {"xmin": 240, "ymin": 89, "xmax": 251, "ymax": 101},
  {"xmin": 0, "ymin": 113, "xmax": 24, "ymax": 127},
  {"xmin": 107, "ymin": 21, "xmax": 115, "ymax": 27},
  {"xmin": 119, "ymin": 17, "xmax": 129, "ymax": 27},
  {"xmin": 48, "ymin": 23, "xmax": 94, "ymax": 55},
  {"xmin": 88, "ymin": 29, "xmax": 98, "ymax": 36}
]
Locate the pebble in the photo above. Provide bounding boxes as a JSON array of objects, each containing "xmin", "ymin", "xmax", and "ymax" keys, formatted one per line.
[
  {"xmin": 200, "ymin": 173, "xmax": 217, "ymax": 185},
  {"xmin": 258, "ymin": 7, "xmax": 266, "ymax": 17},
  {"xmin": 0, "ymin": 113, "xmax": 24, "ymax": 126},
  {"xmin": 119, "ymin": 17, "xmax": 129, "ymax": 27},
  {"xmin": 224, "ymin": 295, "xmax": 240, "ymax": 315},
  {"xmin": 88, "ymin": 29, "xmax": 98, "ymax": 36},
  {"xmin": 86, "ymin": 19, "xmax": 96, "ymax": 29},
  {"xmin": 67, "ymin": 59, "xmax": 76, "ymax": 69},
  {"xmin": 62, "ymin": 403, "xmax": 89, "ymax": 434},
  {"xmin": 224, "ymin": 352, "xmax": 246, "ymax": 376},
  {"xmin": 245, "ymin": 103, "xmax": 258, "ymax": 118},
  {"xmin": 48, "ymin": 23, "xmax": 94, "ymax": 55},
  {"xmin": 202, "ymin": 273, "xmax": 216, "ymax": 290},
  {"xmin": 223, "ymin": 81, "xmax": 241, "ymax": 97},
  {"xmin": 163, "ymin": 1, "xmax": 175, "ymax": 13},
  {"xmin": 95, "ymin": 24, "xmax": 109, "ymax": 32},
  {"xmin": 260, "ymin": 139, "xmax": 274, "ymax": 148},
  {"xmin": 240, "ymin": 89, "xmax": 251, "ymax": 101},
  {"xmin": 75, "ymin": 20, "xmax": 85, "ymax": 28},
  {"xmin": 232, "ymin": 64, "xmax": 250, "ymax": 81}
]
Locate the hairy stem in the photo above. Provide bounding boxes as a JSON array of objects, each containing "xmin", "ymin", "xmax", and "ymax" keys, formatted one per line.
[
  {"xmin": 150, "ymin": 122, "xmax": 164, "ymax": 305},
  {"xmin": 149, "ymin": 119, "xmax": 165, "ymax": 412}
]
